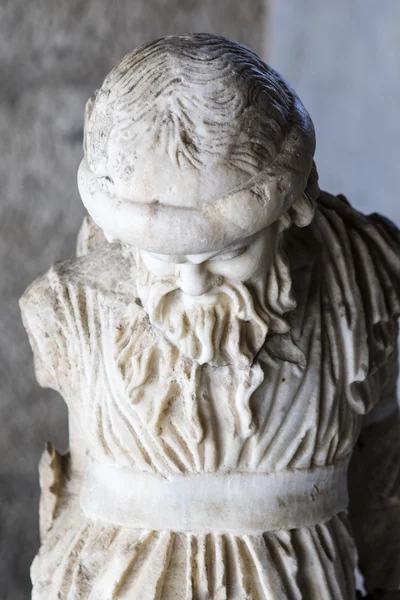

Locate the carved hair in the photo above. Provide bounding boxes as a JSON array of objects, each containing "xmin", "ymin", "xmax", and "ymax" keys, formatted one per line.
[
  {"xmin": 80, "ymin": 34, "xmax": 318, "ymax": 254},
  {"xmin": 86, "ymin": 34, "xmax": 316, "ymax": 181}
]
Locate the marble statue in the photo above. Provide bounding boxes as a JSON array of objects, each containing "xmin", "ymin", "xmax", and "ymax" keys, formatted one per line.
[{"xmin": 20, "ymin": 34, "xmax": 400, "ymax": 599}]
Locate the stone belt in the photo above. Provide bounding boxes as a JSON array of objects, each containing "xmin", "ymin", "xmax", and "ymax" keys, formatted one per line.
[{"xmin": 80, "ymin": 456, "xmax": 349, "ymax": 533}]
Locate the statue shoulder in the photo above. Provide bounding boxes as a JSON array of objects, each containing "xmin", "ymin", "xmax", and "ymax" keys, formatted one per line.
[
  {"xmin": 19, "ymin": 242, "xmax": 136, "ymax": 390},
  {"xmin": 20, "ymin": 241, "xmax": 136, "ymax": 314},
  {"xmin": 315, "ymin": 191, "xmax": 400, "ymax": 397},
  {"xmin": 284, "ymin": 191, "xmax": 400, "ymax": 415},
  {"xmin": 315, "ymin": 191, "xmax": 400, "ymax": 304},
  {"xmin": 289, "ymin": 190, "xmax": 400, "ymax": 279}
]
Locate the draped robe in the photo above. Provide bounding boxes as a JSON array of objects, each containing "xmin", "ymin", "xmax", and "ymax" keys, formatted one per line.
[{"xmin": 21, "ymin": 193, "xmax": 400, "ymax": 599}]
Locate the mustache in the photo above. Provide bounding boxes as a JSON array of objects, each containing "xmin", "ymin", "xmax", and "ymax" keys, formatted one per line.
[
  {"xmin": 144, "ymin": 277, "xmax": 264, "ymax": 322},
  {"xmin": 138, "ymin": 274, "xmax": 269, "ymax": 366}
]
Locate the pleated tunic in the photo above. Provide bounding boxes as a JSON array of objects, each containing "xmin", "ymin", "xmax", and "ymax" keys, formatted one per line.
[{"xmin": 21, "ymin": 194, "xmax": 400, "ymax": 599}]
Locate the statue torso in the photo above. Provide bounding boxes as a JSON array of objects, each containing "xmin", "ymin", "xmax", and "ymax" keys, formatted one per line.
[
  {"xmin": 22, "ymin": 194, "xmax": 400, "ymax": 599},
  {"xmin": 24, "ymin": 195, "xmax": 400, "ymax": 477}
]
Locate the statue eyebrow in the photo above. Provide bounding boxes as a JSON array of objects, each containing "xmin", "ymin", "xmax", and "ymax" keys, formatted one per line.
[
  {"xmin": 186, "ymin": 243, "xmax": 247, "ymax": 263},
  {"xmin": 148, "ymin": 237, "xmax": 251, "ymax": 264},
  {"xmin": 185, "ymin": 250, "xmax": 221, "ymax": 263}
]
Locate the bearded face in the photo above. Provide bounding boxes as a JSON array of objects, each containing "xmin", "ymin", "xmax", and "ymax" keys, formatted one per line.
[{"xmin": 134, "ymin": 226, "xmax": 294, "ymax": 368}]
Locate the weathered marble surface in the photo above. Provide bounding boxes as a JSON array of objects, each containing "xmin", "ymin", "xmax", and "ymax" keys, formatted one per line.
[
  {"xmin": 6, "ymin": 1, "xmax": 400, "ymax": 596},
  {"xmin": 21, "ymin": 34, "xmax": 400, "ymax": 599},
  {"xmin": 0, "ymin": 4, "xmax": 266, "ymax": 598}
]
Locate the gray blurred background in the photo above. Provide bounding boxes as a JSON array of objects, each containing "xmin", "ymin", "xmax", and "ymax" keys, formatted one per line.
[{"xmin": 1, "ymin": 0, "xmax": 399, "ymax": 597}]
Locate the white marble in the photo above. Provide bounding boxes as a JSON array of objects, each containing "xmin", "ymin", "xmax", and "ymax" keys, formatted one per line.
[
  {"xmin": 21, "ymin": 34, "xmax": 400, "ymax": 599},
  {"xmin": 2, "ymin": 4, "xmax": 267, "ymax": 596}
]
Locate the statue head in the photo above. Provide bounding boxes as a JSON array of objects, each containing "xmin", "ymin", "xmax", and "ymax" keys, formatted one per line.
[{"xmin": 78, "ymin": 33, "xmax": 318, "ymax": 366}]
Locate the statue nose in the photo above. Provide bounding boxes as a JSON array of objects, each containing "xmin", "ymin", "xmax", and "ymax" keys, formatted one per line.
[{"xmin": 177, "ymin": 263, "xmax": 212, "ymax": 296}]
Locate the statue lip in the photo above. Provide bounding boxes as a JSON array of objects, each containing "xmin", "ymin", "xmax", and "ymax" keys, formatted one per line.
[{"xmin": 78, "ymin": 149, "xmax": 312, "ymax": 255}]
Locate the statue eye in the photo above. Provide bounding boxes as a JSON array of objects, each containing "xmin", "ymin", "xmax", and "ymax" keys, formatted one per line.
[{"xmin": 210, "ymin": 247, "xmax": 247, "ymax": 261}]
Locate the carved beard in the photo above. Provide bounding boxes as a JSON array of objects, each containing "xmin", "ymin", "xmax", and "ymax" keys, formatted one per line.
[
  {"xmin": 135, "ymin": 251, "xmax": 291, "ymax": 368},
  {"xmin": 115, "ymin": 243, "xmax": 299, "ymax": 441}
]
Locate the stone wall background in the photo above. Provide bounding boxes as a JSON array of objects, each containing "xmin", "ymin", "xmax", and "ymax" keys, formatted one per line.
[
  {"xmin": 0, "ymin": 2, "xmax": 267, "ymax": 597},
  {"xmin": 1, "ymin": 0, "xmax": 399, "ymax": 597}
]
